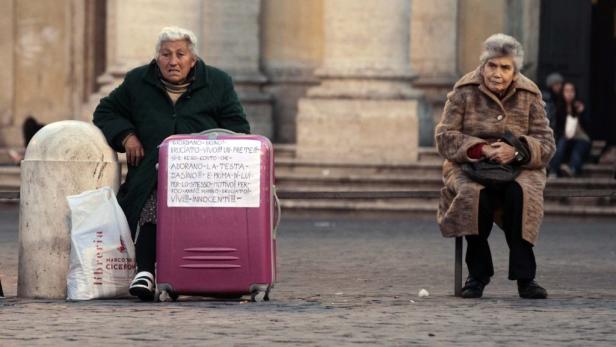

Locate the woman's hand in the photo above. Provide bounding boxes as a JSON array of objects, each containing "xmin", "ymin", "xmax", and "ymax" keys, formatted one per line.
[
  {"xmin": 487, "ymin": 141, "xmax": 516, "ymax": 164},
  {"xmin": 574, "ymin": 100, "xmax": 585, "ymax": 114},
  {"xmin": 123, "ymin": 134, "xmax": 144, "ymax": 166}
]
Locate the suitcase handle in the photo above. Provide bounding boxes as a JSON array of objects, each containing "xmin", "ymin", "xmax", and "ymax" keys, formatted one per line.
[
  {"xmin": 273, "ymin": 186, "xmax": 281, "ymax": 238},
  {"xmin": 197, "ymin": 128, "xmax": 237, "ymax": 138}
]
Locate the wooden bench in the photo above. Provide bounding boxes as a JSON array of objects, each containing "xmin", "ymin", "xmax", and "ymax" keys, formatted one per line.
[{"xmin": 1, "ymin": 189, "xmax": 614, "ymax": 298}]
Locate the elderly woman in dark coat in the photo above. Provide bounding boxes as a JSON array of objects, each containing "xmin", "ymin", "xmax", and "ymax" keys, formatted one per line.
[
  {"xmin": 93, "ymin": 26, "xmax": 250, "ymax": 301},
  {"xmin": 435, "ymin": 34, "xmax": 555, "ymax": 299}
]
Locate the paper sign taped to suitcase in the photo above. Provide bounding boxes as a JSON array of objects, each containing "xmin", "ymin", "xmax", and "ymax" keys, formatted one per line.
[{"xmin": 167, "ymin": 139, "xmax": 261, "ymax": 207}]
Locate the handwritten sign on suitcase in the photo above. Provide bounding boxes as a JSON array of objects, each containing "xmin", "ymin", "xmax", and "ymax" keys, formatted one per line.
[{"xmin": 166, "ymin": 139, "xmax": 261, "ymax": 207}]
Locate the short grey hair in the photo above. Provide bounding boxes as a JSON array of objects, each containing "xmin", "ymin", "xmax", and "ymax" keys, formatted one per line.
[
  {"xmin": 155, "ymin": 26, "xmax": 198, "ymax": 57},
  {"xmin": 479, "ymin": 33, "xmax": 524, "ymax": 73}
]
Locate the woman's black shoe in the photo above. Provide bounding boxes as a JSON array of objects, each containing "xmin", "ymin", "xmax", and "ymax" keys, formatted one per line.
[
  {"xmin": 461, "ymin": 276, "xmax": 489, "ymax": 298},
  {"xmin": 517, "ymin": 280, "xmax": 548, "ymax": 299}
]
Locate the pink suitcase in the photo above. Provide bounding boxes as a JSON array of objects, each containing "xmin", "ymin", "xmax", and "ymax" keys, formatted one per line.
[{"xmin": 156, "ymin": 129, "xmax": 278, "ymax": 301}]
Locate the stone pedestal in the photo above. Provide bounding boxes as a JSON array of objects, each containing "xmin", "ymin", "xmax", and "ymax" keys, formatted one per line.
[
  {"xmin": 298, "ymin": 99, "xmax": 420, "ymax": 163},
  {"xmin": 201, "ymin": 0, "xmax": 273, "ymax": 138},
  {"xmin": 18, "ymin": 121, "xmax": 120, "ymax": 299},
  {"xmin": 296, "ymin": 0, "xmax": 424, "ymax": 164}
]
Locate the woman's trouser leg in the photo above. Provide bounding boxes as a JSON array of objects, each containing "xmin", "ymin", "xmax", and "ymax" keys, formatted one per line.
[
  {"xmin": 502, "ymin": 182, "xmax": 536, "ymax": 281},
  {"xmin": 465, "ymin": 188, "xmax": 495, "ymax": 283},
  {"xmin": 568, "ymin": 139, "xmax": 591, "ymax": 175},
  {"xmin": 135, "ymin": 223, "xmax": 157, "ymax": 274},
  {"xmin": 549, "ymin": 138, "xmax": 569, "ymax": 174}
]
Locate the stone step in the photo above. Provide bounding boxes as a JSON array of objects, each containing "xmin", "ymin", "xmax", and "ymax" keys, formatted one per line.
[
  {"xmin": 271, "ymin": 145, "xmax": 442, "ymax": 163},
  {"xmin": 418, "ymin": 147, "xmax": 442, "ymax": 163},
  {"xmin": 273, "ymin": 143, "xmax": 296, "ymax": 159},
  {"xmin": 0, "ymin": 166, "xmax": 20, "ymax": 191},
  {"xmin": 2, "ymin": 140, "xmax": 615, "ymax": 218},
  {"xmin": 275, "ymin": 187, "xmax": 616, "ymax": 206},
  {"xmin": 275, "ymin": 173, "xmax": 616, "ymax": 191},
  {"xmin": 275, "ymin": 158, "xmax": 615, "ymax": 178},
  {"xmin": 279, "ymin": 199, "xmax": 616, "ymax": 218},
  {"xmin": 0, "ymin": 142, "xmax": 296, "ymax": 165},
  {"xmin": 2, "ymin": 162, "xmax": 614, "ymax": 191},
  {"xmin": 276, "ymin": 174, "xmax": 445, "ymax": 190}
]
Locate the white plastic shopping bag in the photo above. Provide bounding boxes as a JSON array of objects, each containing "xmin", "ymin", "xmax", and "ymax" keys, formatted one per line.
[{"xmin": 66, "ymin": 186, "xmax": 135, "ymax": 300}]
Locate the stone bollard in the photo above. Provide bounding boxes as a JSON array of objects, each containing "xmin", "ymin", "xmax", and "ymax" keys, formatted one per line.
[{"xmin": 18, "ymin": 120, "xmax": 120, "ymax": 299}]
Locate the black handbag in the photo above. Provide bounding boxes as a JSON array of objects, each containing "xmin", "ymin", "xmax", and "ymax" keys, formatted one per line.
[{"xmin": 461, "ymin": 131, "xmax": 530, "ymax": 187}]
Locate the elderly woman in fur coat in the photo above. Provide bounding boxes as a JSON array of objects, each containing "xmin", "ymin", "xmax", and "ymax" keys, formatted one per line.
[{"xmin": 435, "ymin": 34, "xmax": 555, "ymax": 299}]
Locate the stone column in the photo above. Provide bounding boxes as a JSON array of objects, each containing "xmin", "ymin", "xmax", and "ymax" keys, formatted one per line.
[
  {"xmin": 261, "ymin": 0, "xmax": 324, "ymax": 143},
  {"xmin": 506, "ymin": 0, "xmax": 540, "ymax": 80},
  {"xmin": 83, "ymin": 0, "xmax": 202, "ymax": 120},
  {"xmin": 201, "ymin": 0, "xmax": 273, "ymax": 139},
  {"xmin": 458, "ymin": 0, "xmax": 506, "ymax": 75},
  {"xmin": 0, "ymin": 0, "xmax": 16, "ymax": 147},
  {"xmin": 1, "ymin": 0, "xmax": 87, "ymax": 146},
  {"xmin": 296, "ymin": 0, "xmax": 424, "ymax": 164},
  {"xmin": 410, "ymin": 0, "xmax": 459, "ymax": 146}
]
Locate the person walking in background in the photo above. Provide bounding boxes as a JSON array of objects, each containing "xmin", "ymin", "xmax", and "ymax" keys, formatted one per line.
[
  {"xmin": 7, "ymin": 115, "xmax": 46, "ymax": 164},
  {"xmin": 549, "ymin": 81, "xmax": 591, "ymax": 177},
  {"xmin": 542, "ymin": 72, "xmax": 564, "ymax": 130}
]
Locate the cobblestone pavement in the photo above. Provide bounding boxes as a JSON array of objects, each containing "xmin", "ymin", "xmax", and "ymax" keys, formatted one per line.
[{"xmin": 1, "ymin": 204, "xmax": 616, "ymax": 346}]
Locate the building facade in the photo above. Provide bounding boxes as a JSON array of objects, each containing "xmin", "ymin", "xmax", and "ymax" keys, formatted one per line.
[{"xmin": 3, "ymin": 0, "xmax": 611, "ymax": 164}]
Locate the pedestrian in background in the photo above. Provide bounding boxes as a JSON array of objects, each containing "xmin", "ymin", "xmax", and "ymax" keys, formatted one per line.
[
  {"xmin": 7, "ymin": 116, "xmax": 46, "ymax": 165},
  {"xmin": 542, "ymin": 72, "xmax": 564, "ymax": 130},
  {"xmin": 549, "ymin": 81, "xmax": 591, "ymax": 177}
]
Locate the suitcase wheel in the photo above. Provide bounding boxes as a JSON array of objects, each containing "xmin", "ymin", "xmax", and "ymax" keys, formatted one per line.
[
  {"xmin": 156, "ymin": 289, "xmax": 179, "ymax": 302},
  {"xmin": 169, "ymin": 291, "xmax": 179, "ymax": 301}
]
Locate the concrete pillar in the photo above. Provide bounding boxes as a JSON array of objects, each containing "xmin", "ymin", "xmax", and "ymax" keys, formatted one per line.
[
  {"xmin": 296, "ymin": 0, "xmax": 424, "ymax": 164},
  {"xmin": 18, "ymin": 121, "xmax": 120, "ymax": 299},
  {"xmin": 200, "ymin": 0, "xmax": 273, "ymax": 139},
  {"xmin": 410, "ymin": 0, "xmax": 459, "ymax": 146},
  {"xmin": 261, "ymin": 0, "xmax": 323, "ymax": 143}
]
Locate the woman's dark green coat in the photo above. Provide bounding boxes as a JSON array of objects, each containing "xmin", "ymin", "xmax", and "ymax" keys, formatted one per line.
[{"xmin": 93, "ymin": 59, "xmax": 250, "ymax": 233}]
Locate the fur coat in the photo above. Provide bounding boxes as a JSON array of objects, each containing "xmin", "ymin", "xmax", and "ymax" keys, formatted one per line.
[{"xmin": 435, "ymin": 67, "xmax": 556, "ymax": 244}]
